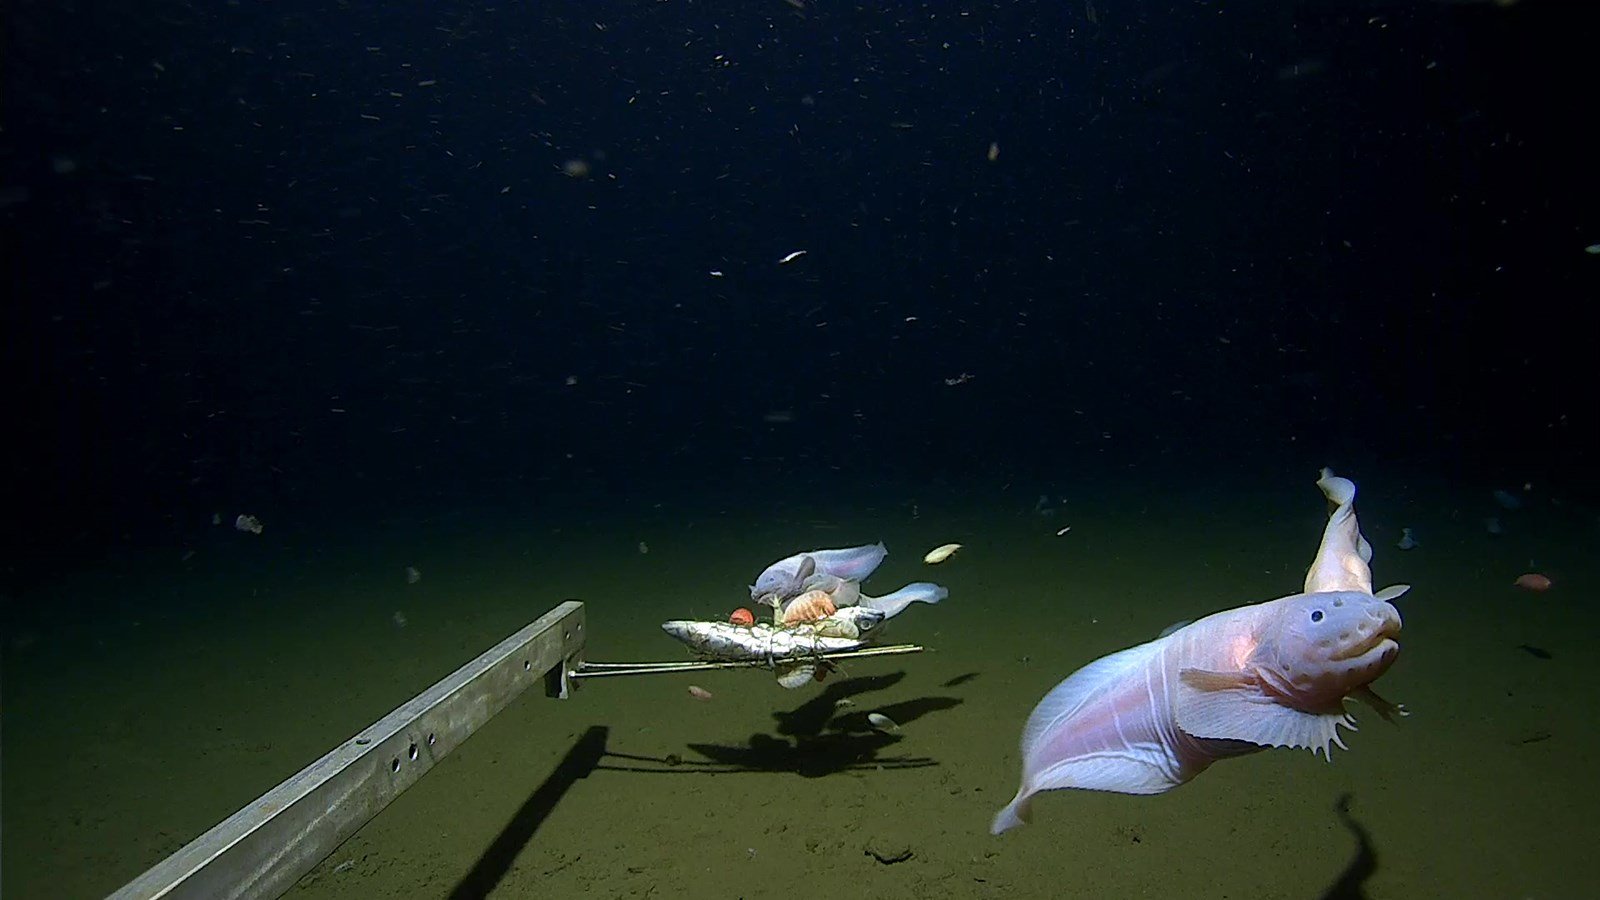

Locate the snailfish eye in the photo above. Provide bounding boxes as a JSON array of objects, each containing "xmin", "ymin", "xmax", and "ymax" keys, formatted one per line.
[{"xmin": 1310, "ymin": 610, "xmax": 1325, "ymax": 623}]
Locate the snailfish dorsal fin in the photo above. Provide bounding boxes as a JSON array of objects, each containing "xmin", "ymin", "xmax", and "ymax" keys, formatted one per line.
[{"xmin": 1373, "ymin": 584, "xmax": 1411, "ymax": 602}]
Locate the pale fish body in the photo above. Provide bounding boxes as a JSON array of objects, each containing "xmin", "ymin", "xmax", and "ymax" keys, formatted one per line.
[
  {"xmin": 788, "ymin": 575, "xmax": 944, "ymax": 619},
  {"xmin": 750, "ymin": 542, "xmax": 888, "ymax": 602},
  {"xmin": 661, "ymin": 606, "xmax": 888, "ymax": 662},
  {"xmin": 993, "ymin": 468, "xmax": 1409, "ymax": 834},
  {"xmin": 991, "ymin": 588, "xmax": 1404, "ymax": 833},
  {"xmin": 861, "ymin": 582, "xmax": 947, "ymax": 618},
  {"xmin": 799, "ymin": 572, "xmax": 863, "ymax": 608}
]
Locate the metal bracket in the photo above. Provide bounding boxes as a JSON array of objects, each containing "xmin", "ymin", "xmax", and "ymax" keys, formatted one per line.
[{"xmin": 107, "ymin": 600, "xmax": 587, "ymax": 900}]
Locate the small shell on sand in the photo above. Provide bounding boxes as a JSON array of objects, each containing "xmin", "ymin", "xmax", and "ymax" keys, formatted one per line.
[
  {"xmin": 923, "ymin": 543, "xmax": 962, "ymax": 564},
  {"xmin": 1514, "ymin": 573, "xmax": 1552, "ymax": 591},
  {"xmin": 782, "ymin": 589, "xmax": 837, "ymax": 625},
  {"xmin": 687, "ymin": 685, "xmax": 713, "ymax": 701}
]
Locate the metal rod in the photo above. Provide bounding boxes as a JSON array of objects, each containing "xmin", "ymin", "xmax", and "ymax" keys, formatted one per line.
[{"xmin": 570, "ymin": 643, "xmax": 924, "ymax": 680}]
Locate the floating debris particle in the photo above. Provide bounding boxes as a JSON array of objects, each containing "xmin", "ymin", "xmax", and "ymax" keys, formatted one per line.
[
  {"xmin": 987, "ymin": 141, "xmax": 1000, "ymax": 162},
  {"xmin": 638, "ymin": 541, "xmax": 649, "ymax": 554},
  {"xmin": 922, "ymin": 543, "xmax": 962, "ymax": 564},
  {"xmin": 404, "ymin": 566, "xmax": 422, "ymax": 584},
  {"xmin": 1514, "ymin": 573, "xmax": 1551, "ymax": 592},
  {"xmin": 1397, "ymin": 527, "xmax": 1418, "ymax": 550},
  {"xmin": 234, "ymin": 514, "xmax": 264, "ymax": 534},
  {"xmin": 867, "ymin": 712, "xmax": 900, "ymax": 732},
  {"xmin": 778, "ymin": 249, "xmax": 808, "ymax": 265}
]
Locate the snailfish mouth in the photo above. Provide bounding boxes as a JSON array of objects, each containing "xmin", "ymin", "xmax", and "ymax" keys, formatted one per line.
[
  {"xmin": 1330, "ymin": 607, "xmax": 1403, "ymax": 661},
  {"xmin": 1327, "ymin": 637, "xmax": 1400, "ymax": 690}
]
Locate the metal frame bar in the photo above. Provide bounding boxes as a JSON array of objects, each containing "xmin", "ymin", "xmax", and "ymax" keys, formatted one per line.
[{"xmin": 108, "ymin": 600, "xmax": 587, "ymax": 900}]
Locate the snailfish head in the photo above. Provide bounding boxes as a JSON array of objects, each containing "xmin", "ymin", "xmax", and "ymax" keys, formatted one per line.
[{"xmin": 1255, "ymin": 590, "xmax": 1402, "ymax": 706}]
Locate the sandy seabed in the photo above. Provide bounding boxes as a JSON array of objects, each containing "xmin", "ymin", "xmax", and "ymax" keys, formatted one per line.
[{"xmin": 3, "ymin": 473, "xmax": 1592, "ymax": 898}]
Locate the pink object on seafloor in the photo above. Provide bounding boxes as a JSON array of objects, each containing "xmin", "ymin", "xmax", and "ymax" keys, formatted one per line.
[{"xmin": 1514, "ymin": 573, "xmax": 1552, "ymax": 592}]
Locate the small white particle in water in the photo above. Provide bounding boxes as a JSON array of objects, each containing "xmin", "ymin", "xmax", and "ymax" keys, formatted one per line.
[
  {"xmin": 404, "ymin": 566, "xmax": 422, "ymax": 584},
  {"xmin": 638, "ymin": 541, "xmax": 649, "ymax": 554},
  {"xmin": 1055, "ymin": 526, "xmax": 1071, "ymax": 536}
]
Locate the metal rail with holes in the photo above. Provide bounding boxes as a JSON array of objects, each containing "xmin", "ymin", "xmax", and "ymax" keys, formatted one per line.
[
  {"xmin": 107, "ymin": 600, "xmax": 587, "ymax": 900},
  {"xmin": 107, "ymin": 601, "xmax": 924, "ymax": 899}
]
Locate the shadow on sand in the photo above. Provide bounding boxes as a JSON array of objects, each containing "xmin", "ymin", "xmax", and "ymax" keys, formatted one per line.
[
  {"xmin": 604, "ymin": 672, "xmax": 963, "ymax": 778},
  {"xmin": 446, "ymin": 673, "xmax": 965, "ymax": 896},
  {"xmin": 448, "ymin": 725, "xmax": 610, "ymax": 900},
  {"xmin": 1319, "ymin": 792, "xmax": 1380, "ymax": 900}
]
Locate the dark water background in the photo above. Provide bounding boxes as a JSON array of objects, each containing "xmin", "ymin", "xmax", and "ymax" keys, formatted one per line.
[{"xmin": 3, "ymin": 1, "xmax": 1596, "ymax": 898}]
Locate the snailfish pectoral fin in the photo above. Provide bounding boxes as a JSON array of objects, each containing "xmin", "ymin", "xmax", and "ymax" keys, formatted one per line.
[
  {"xmin": 1353, "ymin": 685, "xmax": 1409, "ymax": 722},
  {"xmin": 1175, "ymin": 668, "xmax": 1354, "ymax": 758}
]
